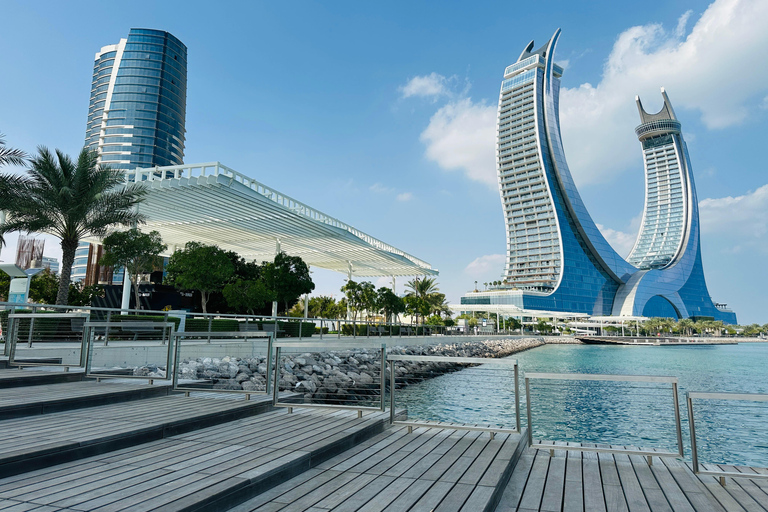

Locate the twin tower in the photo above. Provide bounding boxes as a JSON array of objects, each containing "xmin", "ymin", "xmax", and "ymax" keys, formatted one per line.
[{"xmin": 462, "ymin": 29, "xmax": 736, "ymax": 323}]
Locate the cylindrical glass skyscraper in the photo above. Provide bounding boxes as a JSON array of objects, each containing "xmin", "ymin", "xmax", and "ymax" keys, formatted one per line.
[{"xmin": 85, "ymin": 28, "xmax": 187, "ymax": 171}]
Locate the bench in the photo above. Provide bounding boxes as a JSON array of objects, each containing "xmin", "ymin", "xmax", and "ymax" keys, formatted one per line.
[
  {"xmin": 401, "ymin": 327, "xmax": 415, "ymax": 336},
  {"xmin": 242, "ymin": 322, "xmax": 286, "ymax": 337},
  {"xmin": 368, "ymin": 326, "xmax": 388, "ymax": 336},
  {"xmin": 120, "ymin": 321, "xmax": 165, "ymax": 340}
]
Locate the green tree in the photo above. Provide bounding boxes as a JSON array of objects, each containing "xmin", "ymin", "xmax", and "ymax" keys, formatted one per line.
[
  {"xmin": 0, "ymin": 132, "xmax": 26, "ymax": 168},
  {"xmin": 164, "ymin": 242, "xmax": 236, "ymax": 313},
  {"xmin": 28, "ymin": 268, "xmax": 59, "ymax": 304},
  {"xmin": 376, "ymin": 287, "xmax": 405, "ymax": 323},
  {"xmin": 223, "ymin": 278, "xmax": 274, "ymax": 315},
  {"xmin": 67, "ymin": 281, "xmax": 104, "ymax": 306},
  {"xmin": 0, "ymin": 272, "xmax": 9, "ymax": 301},
  {"xmin": 262, "ymin": 251, "xmax": 315, "ymax": 314},
  {"xmin": 307, "ymin": 295, "xmax": 339, "ymax": 319},
  {"xmin": 341, "ymin": 280, "xmax": 363, "ymax": 320},
  {"xmin": 358, "ymin": 281, "xmax": 377, "ymax": 319},
  {"xmin": 0, "ymin": 148, "xmax": 145, "ymax": 304},
  {"xmin": 100, "ymin": 228, "xmax": 166, "ymax": 311}
]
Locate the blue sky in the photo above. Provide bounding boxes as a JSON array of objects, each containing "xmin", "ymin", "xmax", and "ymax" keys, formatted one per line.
[{"xmin": 1, "ymin": 0, "xmax": 766, "ymax": 323}]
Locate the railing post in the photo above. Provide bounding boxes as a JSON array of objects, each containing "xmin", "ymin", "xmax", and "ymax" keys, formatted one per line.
[
  {"xmin": 687, "ymin": 393, "xmax": 699, "ymax": 473},
  {"xmin": 389, "ymin": 358, "xmax": 396, "ymax": 424},
  {"xmin": 27, "ymin": 306, "xmax": 37, "ymax": 348},
  {"xmin": 207, "ymin": 317, "xmax": 212, "ymax": 343},
  {"xmin": 320, "ymin": 319, "xmax": 324, "ymax": 339},
  {"xmin": 673, "ymin": 381, "xmax": 684, "ymax": 457},
  {"xmin": 525, "ymin": 377, "xmax": 533, "ymax": 446},
  {"xmin": 380, "ymin": 345, "xmax": 386, "ymax": 412},
  {"xmin": 515, "ymin": 363, "xmax": 521, "ymax": 432},
  {"xmin": 272, "ymin": 346, "xmax": 281, "ymax": 405},
  {"xmin": 104, "ymin": 310, "xmax": 112, "ymax": 346}
]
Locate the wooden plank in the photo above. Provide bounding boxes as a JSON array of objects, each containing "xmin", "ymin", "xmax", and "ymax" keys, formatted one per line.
[
  {"xmin": 540, "ymin": 452, "xmax": 566, "ymax": 512},
  {"xmin": 407, "ymin": 481, "xmax": 454, "ymax": 512},
  {"xmin": 655, "ymin": 458, "xmax": 722, "ymax": 512},
  {"xmin": 494, "ymin": 449, "xmax": 535, "ymax": 512},
  {"xmin": 720, "ymin": 465, "xmax": 768, "ymax": 510},
  {"xmin": 330, "ymin": 474, "xmax": 397, "ymax": 512},
  {"xmin": 563, "ymin": 443, "xmax": 584, "ymax": 512},
  {"xmin": 581, "ymin": 444, "xmax": 607, "ymax": 512},
  {"xmin": 627, "ymin": 453, "xmax": 673, "ymax": 512},
  {"xmin": 614, "ymin": 451, "xmax": 651, "ymax": 512},
  {"xmin": 359, "ymin": 477, "xmax": 425, "ymax": 512},
  {"xmin": 517, "ymin": 449, "xmax": 550, "ymax": 511},
  {"xmin": 434, "ymin": 482, "xmax": 475, "ymax": 512}
]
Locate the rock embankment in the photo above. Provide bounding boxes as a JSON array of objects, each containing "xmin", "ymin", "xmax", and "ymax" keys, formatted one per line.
[{"xmin": 160, "ymin": 337, "xmax": 545, "ymax": 401}]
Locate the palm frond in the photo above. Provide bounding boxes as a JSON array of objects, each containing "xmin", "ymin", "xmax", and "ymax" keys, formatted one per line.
[{"xmin": 0, "ymin": 133, "xmax": 28, "ymax": 168}]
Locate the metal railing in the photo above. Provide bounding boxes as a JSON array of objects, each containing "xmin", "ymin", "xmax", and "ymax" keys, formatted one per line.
[
  {"xmin": 272, "ymin": 340, "xmax": 387, "ymax": 416},
  {"xmin": 83, "ymin": 321, "xmax": 176, "ymax": 383},
  {"xmin": 172, "ymin": 330, "xmax": 274, "ymax": 398},
  {"xmin": 5, "ymin": 312, "xmax": 90, "ymax": 370},
  {"xmin": 525, "ymin": 372, "xmax": 684, "ymax": 462},
  {"xmin": 687, "ymin": 391, "xmax": 768, "ymax": 485},
  {"xmin": 388, "ymin": 354, "xmax": 520, "ymax": 437}
]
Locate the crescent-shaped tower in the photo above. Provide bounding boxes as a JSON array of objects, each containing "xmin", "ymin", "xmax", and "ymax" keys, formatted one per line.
[{"xmin": 461, "ymin": 29, "xmax": 736, "ymax": 323}]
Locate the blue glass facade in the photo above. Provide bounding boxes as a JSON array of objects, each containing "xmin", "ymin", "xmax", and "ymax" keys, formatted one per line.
[
  {"xmin": 85, "ymin": 28, "xmax": 187, "ymax": 171},
  {"xmin": 461, "ymin": 30, "xmax": 737, "ymax": 324}
]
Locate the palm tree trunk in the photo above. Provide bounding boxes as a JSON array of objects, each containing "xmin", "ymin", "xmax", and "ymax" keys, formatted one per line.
[
  {"xmin": 56, "ymin": 239, "xmax": 79, "ymax": 305},
  {"xmin": 201, "ymin": 291, "xmax": 208, "ymax": 314}
]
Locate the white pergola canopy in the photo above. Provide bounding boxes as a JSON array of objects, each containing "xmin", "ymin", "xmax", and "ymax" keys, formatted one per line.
[{"xmin": 100, "ymin": 162, "xmax": 437, "ymax": 278}]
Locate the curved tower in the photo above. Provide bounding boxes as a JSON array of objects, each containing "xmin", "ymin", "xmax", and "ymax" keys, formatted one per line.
[
  {"xmin": 85, "ymin": 28, "xmax": 187, "ymax": 171},
  {"xmin": 462, "ymin": 29, "xmax": 736, "ymax": 323},
  {"xmin": 611, "ymin": 89, "xmax": 736, "ymax": 322}
]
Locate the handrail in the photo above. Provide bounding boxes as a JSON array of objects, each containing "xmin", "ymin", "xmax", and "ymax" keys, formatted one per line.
[
  {"xmin": 83, "ymin": 321, "xmax": 176, "ymax": 383},
  {"xmin": 388, "ymin": 354, "xmax": 520, "ymax": 436},
  {"xmin": 5, "ymin": 312, "xmax": 90, "ymax": 369},
  {"xmin": 687, "ymin": 391, "xmax": 768, "ymax": 485},
  {"xmin": 272, "ymin": 342, "xmax": 387, "ymax": 415},
  {"xmin": 172, "ymin": 330, "xmax": 274, "ymax": 397},
  {"xmin": 525, "ymin": 372, "xmax": 684, "ymax": 462}
]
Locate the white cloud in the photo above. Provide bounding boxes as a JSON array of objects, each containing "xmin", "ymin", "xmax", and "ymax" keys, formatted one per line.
[
  {"xmin": 596, "ymin": 223, "xmax": 638, "ymax": 258},
  {"xmin": 395, "ymin": 192, "xmax": 413, "ymax": 202},
  {"xmin": 420, "ymin": 98, "xmax": 497, "ymax": 187},
  {"xmin": 560, "ymin": 0, "xmax": 768, "ymax": 185},
  {"xmin": 369, "ymin": 182, "xmax": 393, "ymax": 194},
  {"xmin": 400, "ymin": 73, "xmax": 451, "ymax": 100},
  {"xmin": 464, "ymin": 254, "xmax": 506, "ymax": 278},
  {"xmin": 699, "ymin": 184, "xmax": 768, "ymax": 241}
]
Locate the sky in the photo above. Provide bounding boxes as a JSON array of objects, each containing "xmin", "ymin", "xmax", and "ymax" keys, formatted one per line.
[{"xmin": 0, "ymin": 0, "xmax": 766, "ymax": 324}]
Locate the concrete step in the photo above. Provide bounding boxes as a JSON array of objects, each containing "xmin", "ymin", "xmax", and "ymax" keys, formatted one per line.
[
  {"xmin": 0, "ymin": 393, "xmax": 295, "ymax": 478},
  {"xmin": 0, "ymin": 407, "xmax": 397, "ymax": 511}
]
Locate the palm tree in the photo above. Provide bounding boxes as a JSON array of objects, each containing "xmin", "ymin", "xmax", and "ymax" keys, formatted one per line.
[
  {"xmin": 0, "ymin": 147, "xmax": 146, "ymax": 304},
  {"xmin": 0, "ymin": 133, "xmax": 26, "ymax": 168},
  {"xmin": 404, "ymin": 276, "xmax": 440, "ymax": 325}
]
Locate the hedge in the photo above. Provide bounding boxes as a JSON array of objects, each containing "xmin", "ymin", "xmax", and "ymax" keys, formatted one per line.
[{"xmin": 185, "ymin": 318, "xmax": 240, "ymax": 332}]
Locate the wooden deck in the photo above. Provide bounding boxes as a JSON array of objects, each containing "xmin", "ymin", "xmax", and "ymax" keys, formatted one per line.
[
  {"xmin": 0, "ymin": 408, "xmax": 394, "ymax": 512},
  {"xmin": 230, "ymin": 426, "xmax": 527, "ymax": 512},
  {"xmin": 0, "ymin": 394, "xmax": 286, "ymax": 478},
  {"xmin": 496, "ymin": 442, "xmax": 768, "ymax": 512}
]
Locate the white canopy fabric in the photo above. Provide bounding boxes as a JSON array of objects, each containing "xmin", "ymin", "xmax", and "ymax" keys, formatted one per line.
[{"xmin": 100, "ymin": 162, "xmax": 437, "ymax": 278}]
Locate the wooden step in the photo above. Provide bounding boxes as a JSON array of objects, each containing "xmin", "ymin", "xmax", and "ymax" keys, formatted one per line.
[
  {"xmin": 0, "ymin": 407, "xmax": 395, "ymax": 511},
  {"xmin": 0, "ymin": 393, "xmax": 291, "ymax": 478},
  {"xmin": 0, "ymin": 381, "xmax": 173, "ymax": 419},
  {"xmin": 0, "ymin": 368, "xmax": 85, "ymax": 388}
]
